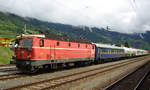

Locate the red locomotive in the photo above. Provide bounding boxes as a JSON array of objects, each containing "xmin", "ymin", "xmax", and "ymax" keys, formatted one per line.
[{"xmin": 14, "ymin": 34, "xmax": 95, "ymax": 73}]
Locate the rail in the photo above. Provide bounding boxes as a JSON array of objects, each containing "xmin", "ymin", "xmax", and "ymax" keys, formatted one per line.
[
  {"xmin": 103, "ymin": 61, "xmax": 150, "ymax": 90},
  {"xmin": 134, "ymin": 69, "xmax": 150, "ymax": 90},
  {"xmin": 3, "ymin": 57, "xmax": 145, "ymax": 90}
]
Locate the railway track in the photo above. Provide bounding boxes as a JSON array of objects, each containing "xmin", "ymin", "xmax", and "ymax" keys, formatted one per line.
[
  {"xmin": 104, "ymin": 60, "xmax": 150, "ymax": 90},
  {"xmin": 0, "ymin": 64, "xmax": 16, "ymax": 72},
  {"xmin": 134, "ymin": 68, "xmax": 150, "ymax": 90},
  {"xmin": 0, "ymin": 65, "xmax": 23, "ymax": 81},
  {"xmin": 3, "ymin": 56, "xmax": 147, "ymax": 90},
  {"xmin": 0, "ymin": 65, "xmax": 15, "ymax": 69},
  {"xmin": 0, "ymin": 72, "xmax": 23, "ymax": 81},
  {"xmin": 0, "ymin": 64, "xmax": 14, "ymax": 67},
  {"xmin": 0, "ymin": 68, "xmax": 17, "ymax": 72}
]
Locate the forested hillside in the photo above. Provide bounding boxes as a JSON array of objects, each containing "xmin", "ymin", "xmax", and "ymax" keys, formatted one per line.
[{"xmin": 0, "ymin": 11, "xmax": 150, "ymax": 49}]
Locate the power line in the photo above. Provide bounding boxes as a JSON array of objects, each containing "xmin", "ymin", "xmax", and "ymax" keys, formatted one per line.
[{"xmin": 130, "ymin": 0, "xmax": 138, "ymax": 12}]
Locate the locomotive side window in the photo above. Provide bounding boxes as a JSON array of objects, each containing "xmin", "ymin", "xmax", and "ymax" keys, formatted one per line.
[
  {"xmin": 68, "ymin": 43, "xmax": 71, "ymax": 47},
  {"xmin": 57, "ymin": 42, "xmax": 59, "ymax": 46},
  {"xmin": 86, "ymin": 45, "xmax": 88, "ymax": 48},
  {"xmin": 40, "ymin": 39, "xmax": 44, "ymax": 47},
  {"xmin": 22, "ymin": 38, "xmax": 32, "ymax": 48},
  {"xmin": 78, "ymin": 44, "xmax": 80, "ymax": 48}
]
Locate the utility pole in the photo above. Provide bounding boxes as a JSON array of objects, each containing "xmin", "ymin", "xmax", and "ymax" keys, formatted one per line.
[
  {"xmin": 106, "ymin": 26, "xmax": 110, "ymax": 43},
  {"xmin": 24, "ymin": 24, "xmax": 27, "ymax": 34}
]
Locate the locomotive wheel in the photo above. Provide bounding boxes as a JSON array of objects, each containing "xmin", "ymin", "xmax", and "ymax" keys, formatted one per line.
[{"xmin": 29, "ymin": 66, "xmax": 39, "ymax": 73}]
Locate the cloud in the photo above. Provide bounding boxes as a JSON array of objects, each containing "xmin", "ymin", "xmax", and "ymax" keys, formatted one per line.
[{"xmin": 0, "ymin": 0, "xmax": 150, "ymax": 33}]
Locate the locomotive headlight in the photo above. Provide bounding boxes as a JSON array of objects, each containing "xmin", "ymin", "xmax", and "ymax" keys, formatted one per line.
[
  {"xmin": 26, "ymin": 61, "xmax": 30, "ymax": 65},
  {"xmin": 27, "ymin": 55, "xmax": 31, "ymax": 59}
]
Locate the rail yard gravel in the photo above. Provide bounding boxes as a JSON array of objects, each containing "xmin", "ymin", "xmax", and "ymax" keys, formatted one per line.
[
  {"xmin": 104, "ymin": 59, "xmax": 150, "ymax": 90},
  {"xmin": 0, "ymin": 55, "xmax": 150, "ymax": 90},
  {"xmin": 50, "ymin": 55, "xmax": 150, "ymax": 90}
]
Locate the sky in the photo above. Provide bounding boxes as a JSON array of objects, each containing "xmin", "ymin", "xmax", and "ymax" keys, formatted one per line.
[{"xmin": 0, "ymin": 0, "xmax": 150, "ymax": 33}]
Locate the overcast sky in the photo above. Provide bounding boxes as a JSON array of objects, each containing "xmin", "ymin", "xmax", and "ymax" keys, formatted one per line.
[{"xmin": 0, "ymin": 0, "xmax": 150, "ymax": 33}]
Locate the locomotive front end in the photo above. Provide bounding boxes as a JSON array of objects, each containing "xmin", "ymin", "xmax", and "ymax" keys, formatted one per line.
[{"xmin": 14, "ymin": 37, "xmax": 35, "ymax": 72}]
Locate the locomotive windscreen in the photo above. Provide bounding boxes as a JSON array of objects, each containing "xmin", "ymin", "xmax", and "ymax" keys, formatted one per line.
[
  {"xmin": 15, "ymin": 39, "xmax": 21, "ymax": 47},
  {"xmin": 22, "ymin": 38, "xmax": 33, "ymax": 48}
]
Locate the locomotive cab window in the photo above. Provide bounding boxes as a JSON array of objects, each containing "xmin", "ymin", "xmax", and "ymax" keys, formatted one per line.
[
  {"xmin": 68, "ymin": 43, "xmax": 71, "ymax": 47},
  {"xmin": 40, "ymin": 39, "xmax": 44, "ymax": 47},
  {"xmin": 22, "ymin": 38, "xmax": 33, "ymax": 48},
  {"xmin": 15, "ymin": 39, "xmax": 21, "ymax": 47},
  {"xmin": 57, "ymin": 42, "xmax": 59, "ymax": 46}
]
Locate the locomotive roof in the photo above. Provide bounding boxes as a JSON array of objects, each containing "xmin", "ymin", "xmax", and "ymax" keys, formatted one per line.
[
  {"xmin": 16, "ymin": 34, "xmax": 91, "ymax": 44},
  {"xmin": 16, "ymin": 34, "xmax": 45, "ymax": 39},
  {"xmin": 44, "ymin": 34, "xmax": 91, "ymax": 44}
]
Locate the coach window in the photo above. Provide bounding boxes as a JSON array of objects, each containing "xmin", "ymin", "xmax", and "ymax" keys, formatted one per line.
[
  {"xmin": 57, "ymin": 42, "xmax": 59, "ymax": 46},
  {"xmin": 110, "ymin": 50, "xmax": 111, "ymax": 54},
  {"xmin": 78, "ymin": 44, "xmax": 80, "ymax": 48},
  {"xmin": 68, "ymin": 43, "xmax": 71, "ymax": 47},
  {"xmin": 40, "ymin": 39, "xmax": 44, "ymax": 47}
]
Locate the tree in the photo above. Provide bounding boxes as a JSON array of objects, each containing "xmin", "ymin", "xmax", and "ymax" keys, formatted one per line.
[{"xmin": 124, "ymin": 41, "xmax": 130, "ymax": 48}]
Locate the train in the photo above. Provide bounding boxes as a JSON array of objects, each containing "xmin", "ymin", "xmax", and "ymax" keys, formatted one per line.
[{"xmin": 12, "ymin": 34, "xmax": 148, "ymax": 73}]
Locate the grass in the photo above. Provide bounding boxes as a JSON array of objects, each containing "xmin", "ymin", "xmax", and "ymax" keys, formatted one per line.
[
  {"xmin": 0, "ymin": 29, "xmax": 16, "ymax": 38},
  {"xmin": 0, "ymin": 46, "xmax": 14, "ymax": 64}
]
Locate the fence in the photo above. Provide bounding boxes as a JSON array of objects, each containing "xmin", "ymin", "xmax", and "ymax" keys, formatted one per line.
[{"xmin": 0, "ymin": 37, "xmax": 11, "ymax": 47}]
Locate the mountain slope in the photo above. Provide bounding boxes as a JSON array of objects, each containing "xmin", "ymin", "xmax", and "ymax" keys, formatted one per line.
[{"xmin": 0, "ymin": 11, "xmax": 150, "ymax": 49}]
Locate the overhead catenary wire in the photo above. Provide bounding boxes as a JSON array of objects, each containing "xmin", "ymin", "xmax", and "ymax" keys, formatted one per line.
[{"xmin": 130, "ymin": 0, "xmax": 138, "ymax": 12}]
